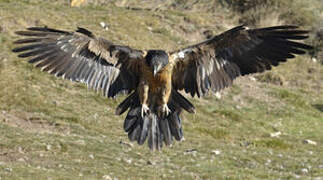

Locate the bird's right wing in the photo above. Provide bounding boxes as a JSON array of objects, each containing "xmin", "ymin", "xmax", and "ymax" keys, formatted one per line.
[{"xmin": 13, "ymin": 27, "xmax": 146, "ymax": 97}]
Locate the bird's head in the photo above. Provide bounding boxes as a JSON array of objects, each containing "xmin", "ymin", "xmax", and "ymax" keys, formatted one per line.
[{"xmin": 145, "ymin": 50, "xmax": 169, "ymax": 76}]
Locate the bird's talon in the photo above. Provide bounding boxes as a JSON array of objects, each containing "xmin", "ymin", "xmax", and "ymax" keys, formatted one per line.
[
  {"xmin": 141, "ymin": 104, "xmax": 150, "ymax": 117},
  {"xmin": 159, "ymin": 104, "xmax": 171, "ymax": 118}
]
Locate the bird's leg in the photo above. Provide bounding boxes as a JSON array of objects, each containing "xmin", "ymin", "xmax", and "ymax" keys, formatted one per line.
[
  {"xmin": 157, "ymin": 85, "xmax": 171, "ymax": 118},
  {"xmin": 138, "ymin": 80, "xmax": 150, "ymax": 117}
]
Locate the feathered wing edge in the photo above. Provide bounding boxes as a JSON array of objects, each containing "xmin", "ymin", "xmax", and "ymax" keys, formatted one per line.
[
  {"xmin": 170, "ymin": 25, "xmax": 313, "ymax": 98},
  {"xmin": 12, "ymin": 26, "xmax": 144, "ymax": 98},
  {"xmin": 116, "ymin": 90, "xmax": 195, "ymax": 150}
]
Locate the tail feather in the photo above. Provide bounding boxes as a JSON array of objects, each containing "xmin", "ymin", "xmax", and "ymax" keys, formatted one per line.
[
  {"xmin": 138, "ymin": 116, "xmax": 149, "ymax": 145},
  {"xmin": 118, "ymin": 90, "xmax": 195, "ymax": 150},
  {"xmin": 148, "ymin": 115, "xmax": 163, "ymax": 150},
  {"xmin": 116, "ymin": 91, "xmax": 139, "ymax": 115},
  {"xmin": 168, "ymin": 109, "xmax": 183, "ymax": 141},
  {"xmin": 159, "ymin": 117, "xmax": 172, "ymax": 146}
]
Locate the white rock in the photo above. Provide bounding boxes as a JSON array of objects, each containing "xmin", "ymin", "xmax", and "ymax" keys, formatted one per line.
[
  {"xmin": 100, "ymin": 22, "xmax": 109, "ymax": 30},
  {"xmin": 89, "ymin": 154, "xmax": 94, "ymax": 159},
  {"xmin": 277, "ymin": 154, "xmax": 283, "ymax": 158},
  {"xmin": 124, "ymin": 158, "xmax": 132, "ymax": 164},
  {"xmin": 301, "ymin": 168, "xmax": 309, "ymax": 174},
  {"xmin": 249, "ymin": 76, "xmax": 257, "ymax": 81},
  {"xmin": 303, "ymin": 139, "xmax": 317, "ymax": 145},
  {"xmin": 308, "ymin": 151, "xmax": 314, "ymax": 155},
  {"xmin": 102, "ymin": 175, "xmax": 112, "ymax": 180},
  {"xmin": 270, "ymin": 131, "xmax": 281, "ymax": 138},
  {"xmin": 18, "ymin": 146, "xmax": 24, "ymax": 154},
  {"xmin": 211, "ymin": 150, "xmax": 221, "ymax": 155},
  {"xmin": 46, "ymin": 144, "xmax": 52, "ymax": 151},
  {"xmin": 312, "ymin": 57, "xmax": 317, "ymax": 63},
  {"xmin": 215, "ymin": 92, "xmax": 221, "ymax": 99},
  {"xmin": 294, "ymin": 174, "xmax": 301, "ymax": 179}
]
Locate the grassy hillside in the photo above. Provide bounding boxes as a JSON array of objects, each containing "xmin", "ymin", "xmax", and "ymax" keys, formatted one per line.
[{"xmin": 0, "ymin": 0, "xmax": 322, "ymax": 179}]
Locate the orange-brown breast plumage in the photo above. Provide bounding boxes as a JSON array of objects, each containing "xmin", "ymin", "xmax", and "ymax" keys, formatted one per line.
[{"xmin": 141, "ymin": 63, "xmax": 173, "ymax": 94}]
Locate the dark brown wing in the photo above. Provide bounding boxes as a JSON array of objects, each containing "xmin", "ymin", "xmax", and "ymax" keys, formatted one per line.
[
  {"xmin": 170, "ymin": 25, "xmax": 313, "ymax": 97},
  {"xmin": 12, "ymin": 27, "xmax": 145, "ymax": 97}
]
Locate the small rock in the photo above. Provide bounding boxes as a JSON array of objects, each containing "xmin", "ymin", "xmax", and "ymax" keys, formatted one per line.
[
  {"xmin": 119, "ymin": 140, "xmax": 133, "ymax": 148},
  {"xmin": 270, "ymin": 131, "xmax": 281, "ymax": 138},
  {"xmin": 249, "ymin": 76, "xmax": 257, "ymax": 81},
  {"xmin": 265, "ymin": 159, "xmax": 272, "ymax": 166},
  {"xmin": 312, "ymin": 57, "xmax": 317, "ymax": 63},
  {"xmin": 294, "ymin": 174, "xmax": 301, "ymax": 179},
  {"xmin": 102, "ymin": 175, "xmax": 112, "ymax": 180},
  {"xmin": 303, "ymin": 139, "xmax": 317, "ymax": 145},
  {"xmin": 79, "ymin": 173, "xmax": 83, "ymax": 177},
  {"xmin": 17, "ymin": 158, "xmax": 25, "ymax": 162},
  {"xmin": 215, "ymin": 92, "xmax": 221, "ymax": 99},
  {"xmin": 318, "ymin": 165, "xmax": 323, "ymax": 169},
  {"xmin": 89, "ymin": 154, "xmax": 94, "ymax": 159},
  {"xmin": 124, "ymin": 158, "xmax": 132, "ymax": 164},
  {"xmin": 301, "ymin": 168, "xmax": 309, "ymax": 174},
  {"xmin": 75, "ymin": 139, "xmax": 86, "ymax": 145},
  {"xmin": 147, "ymin": 160, "xmax": 156, "ymax": 165},
  {"xmin": 100, "ymin": 22, "xmax": 109, "ymax": 31},
  {"xmin": 184, "ymin": 149, "xmax": 197, "ymax": 155},
  {"xmin": 4, "ymin": 168, "xmax": 12, "ymax": 172},
  {"xmin": 277, "ymin": 154, "xmax": 283, "ymax": 158},
  {"xmin": 39, "ymin": 153, "xmax": 44, "ymax": 157},
  {"xmin": 235, "ymin": 105, "xmax": 241, "ymax": 109},
  {"xmin": 211, "ymin": 150, "xmax": 221, "ymax": 155},
  {"xmin": 46, "ymin": 144, "xmax": 52, "ymax": 151},
  {"xmin": 18, "ymin": 146, "xmax": 24, "ymax": 154}
]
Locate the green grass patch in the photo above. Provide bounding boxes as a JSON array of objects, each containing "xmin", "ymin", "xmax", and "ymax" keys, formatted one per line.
[
  {"xmin": 253, "ymin": 139, "xmax": 292, "ymax": 149},
  {"xmin": 195, "ymin": 127, "xmax": 230, "ymax": 139}
]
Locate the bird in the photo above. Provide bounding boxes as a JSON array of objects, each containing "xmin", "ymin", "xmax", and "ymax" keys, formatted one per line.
[{"xmin": 12, "ymin": 25, "xmax": 313, "ymax": 150}]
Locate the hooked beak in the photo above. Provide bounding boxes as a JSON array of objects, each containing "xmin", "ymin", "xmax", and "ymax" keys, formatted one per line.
[
  {"xmin": 153, "ymin": 69, "xmax": 158, "ymax": 76},
  {"xmin": 153, "ymin": 64, "xmax": 161, "ymax": 76}
]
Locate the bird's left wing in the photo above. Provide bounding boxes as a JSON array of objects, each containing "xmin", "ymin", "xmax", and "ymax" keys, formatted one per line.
[
  {"xmin": 13, "ymin": 27, "xmax": 145, "ymax": 97},
  {"xmin": 170, "ymin": 25, "xmax": 313, "ymax": 97}
]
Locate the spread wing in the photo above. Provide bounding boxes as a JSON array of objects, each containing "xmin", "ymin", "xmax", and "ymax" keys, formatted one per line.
[
  {"xmin": 13, "ymin": 27, "xmax": 145, "ymax": 97},
  {"xmin": 170, "ymin": 25, "xmax": 313, "ymax": 97}
]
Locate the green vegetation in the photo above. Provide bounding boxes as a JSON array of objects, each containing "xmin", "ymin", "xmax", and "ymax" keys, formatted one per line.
[{"xmin": 0, "ymin": 0, "xmax": 322, "ymax": 179}]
